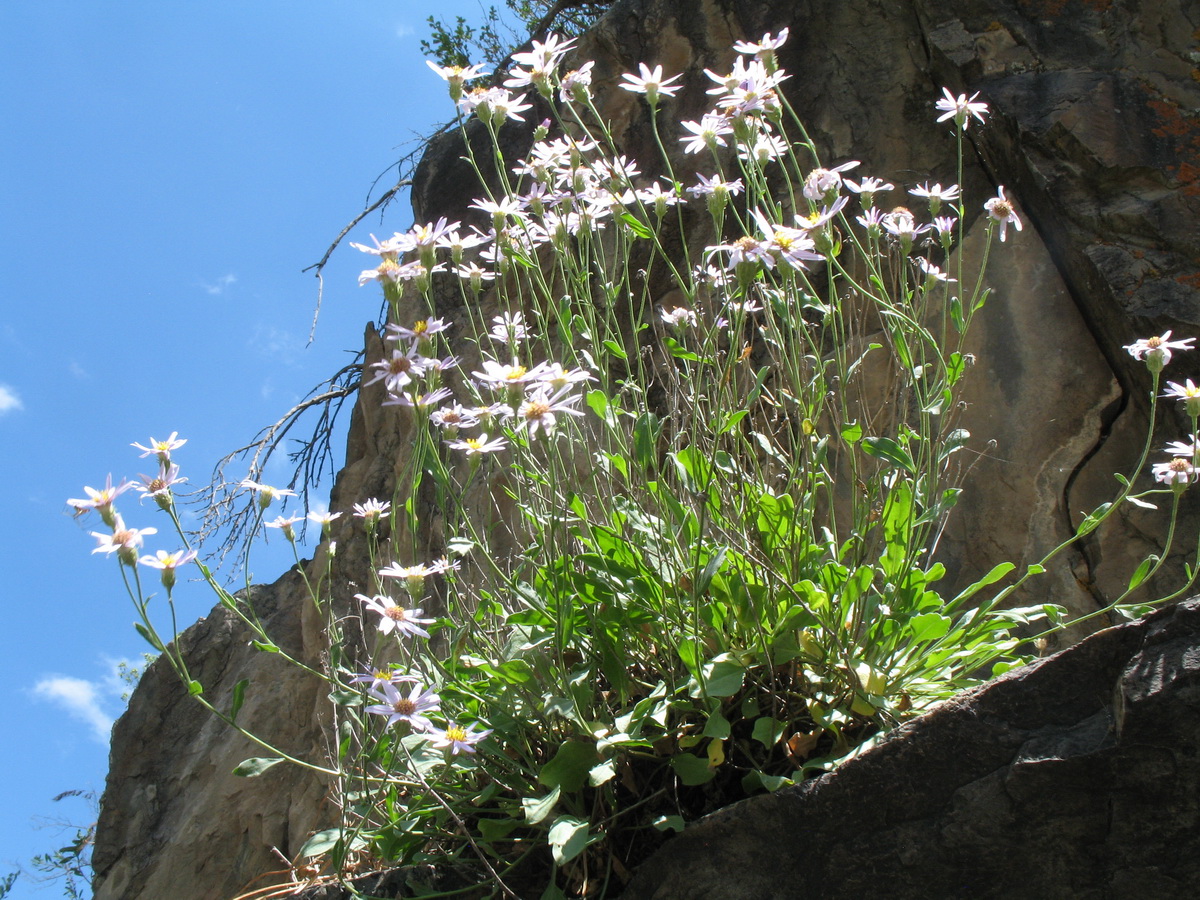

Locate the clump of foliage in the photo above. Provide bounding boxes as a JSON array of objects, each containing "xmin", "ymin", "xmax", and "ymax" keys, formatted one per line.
[
  {"xmin": 422, "ymin": 1, "xmax": 609, "ymax": 69},
  {"xmin": 73, "ymin": 25, "xmax": 1200, "ymax": 900}
]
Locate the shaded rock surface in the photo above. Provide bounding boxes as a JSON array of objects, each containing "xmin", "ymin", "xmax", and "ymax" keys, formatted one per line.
[
  {"xmin": 622, "ymin": 596, "xmax": 1200, "ymax": 900},
  {"xmin": 93, "ymin": 0, "xmax": 1200, "ymax": 897}
]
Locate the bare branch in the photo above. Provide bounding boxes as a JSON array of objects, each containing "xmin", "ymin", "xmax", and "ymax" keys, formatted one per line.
[{"xmin": 191, "ymin": 359, "xmax": 363, "ymax": 574}]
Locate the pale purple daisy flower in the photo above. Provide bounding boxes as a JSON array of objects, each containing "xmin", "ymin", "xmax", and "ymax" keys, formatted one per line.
[
  {"xmin": 1124, "ymin": 331, "xmax": 1196, "ymax": 371},
  {"xmin": 517, "ymin": 385, "xmax": 585, "ymax": 436},
  {"xmin": 356, "ymin": 593, "xmax": 435, "ymax": 638},
  {"xmin": 240, "ymin": 480, "xmax": 297, "ymax": 509},
  {"xmin": 1152, "ymin": 457, "xmax": 1196, "ymax": 486},
  {"xmin": 1164, "ymin": 380, "xmax": 1200, "ymax": 418},
  {"xmin": 984, "ymin": 186, "xmax": 1022, "ymax": 242},
  {"xmin": 430, "ymin": 721, "xmax": 493, "ymax": 755},
  {"xmin": 366, "ymin": 679, "xmax": 441, "ymax": 731},
  {"xmin": 91, "ymin": 515, "xmax": 157, "ymax": 564},
  {"xmin": 138, "ymin": 548, "xmax": 198, "ymax": 589},
  {"xmin": 131, "ymin": 432, "xmax": 187, "ymax": 464},
  {"xmin": 935, "ymin": 87, "xmax": 989, "ymax": 130},
  {"xmin": 619, "ymin": 63, "xmax": 683, "ymax": 104},
  {"xmin": 68, "ymin": 474, "xmax": 136, "ymax": 526},
  {"xmin": 447, "ymin": 433, "xmax": 508, "ymax": 456}
]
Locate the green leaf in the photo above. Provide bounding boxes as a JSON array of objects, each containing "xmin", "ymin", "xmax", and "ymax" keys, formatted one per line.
[
  {"xmin": 538, "ymin": 741, "xmax": 599, "ymax": 793},
  {"xmin": 702, "ymin": 711, "xmax": 731, "ymax": 739},
  {"xmin": 949, "ymin": 296, "xmax": 965, "ymax": 334},
  {"xmin": 233, "ymin": 757, "xmax": 283, "ymax": 778},
  {"xmin": 1076, "ymin": 503, "xmax": 1112, "ymax": 537},
  {"xmin": 230, "ymin": 679, "xmax": 248, "ymax": 721},
  {"xmin": 1127, "ymin": 555, "xmax": 1159, "ymax": 592},
  {"xmin": 601, "ymin": 339, "xmax": 628, "ymax": 360},
  {"xmin": 522, "ymin": 786, "xmax": 560, "ymax": 825},
  {"xmin": 547, "ymin": 816, "xmax": 591, "ymax": 865},
  {"xmin": 671, "ymin": 752, "xmax": 716, "ymax": 785},
  {"xmin": 653, "ymin": 815, "xmax": 686, "ymax": 833},
  {"xmin": 476, "ymin": 818, "xmax": 518, "ymax": 842},
  {"xmin": 698, "ymin": 656, "xmax": 744, "ymax": 698},
  {"xmin": 751, "ymin": 717, "xmax": 786, "ymax": 749},
  {"xmin": 298, "ymin": 828, "xmax": 353, "ymax": 858},
  {"xmin": 947, "ymin": 351, "xmax": 965, "ymax": 386},
  {"xmin": 586, "ymin": 389, "xmax": 609, "ymax": 420},
  {"xmin": 696, "ymin": 547, "xmax": 727, "ymax": 594},
  {"xmin": 133, "ymin": 621, "xmax": 163, "ymax": 651},
  {"xmin": 908, "ymin": 612, "xmax": 952, "ymax": 643},
  {"xmin": 633, "ymin": 412, "xmax": 661, "ymax": 473},
  {"xmin": 948, "ymin": 562, "xmax": 1015, "ymax": 607},
  {"xmin": 741, "ymin": 770, "xmax": 793, "ymax": 794},
  {"xmin": 618, "ymin": 211, "xmax": 655, "ymax": 239},
  {"xmin": 187, "ymin": 680, "xmax": 203, "ymax": 696},
  {"xmin": 446, "ymin": 536, "xmax": 475, "ymax": 556},
  {"xmin": 862, "ymin": 436, "xmax": 916, "ymax": 474},
  {"xmin": 840, "ymin": 422, "xmax": 863, "ymax": 443},
  {"xmin": 589, "ymin": 760, "xmax": 617, "ymax": 786},
  {"xmin": 251, "ymin": 640, "xmax": 279, "ymax": 653},
  {"xmin": 719, "ymin": 409, "xmax": 749, "ymax": 434},
  {"xmin": 664, "ymin": 337, "xmax": 702, "ymax": 362}
]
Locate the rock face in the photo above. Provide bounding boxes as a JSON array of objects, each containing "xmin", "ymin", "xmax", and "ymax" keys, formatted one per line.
[
  {"xmin": 622, "ymin": 596, "xmax": 1200, "ymax": 900},
  {"xmin": 92, "ymin": 0, "xmax": 1200, "ymax": 897}
]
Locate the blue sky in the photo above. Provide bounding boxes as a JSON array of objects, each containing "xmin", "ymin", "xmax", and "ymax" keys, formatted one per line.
[{"xmin": 0, "ymin": 2, "xmax": 501, "ymax": 894}]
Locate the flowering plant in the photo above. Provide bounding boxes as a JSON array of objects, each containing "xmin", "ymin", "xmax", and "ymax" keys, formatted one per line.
[{"xmin": 74, "ymin": 27, "xmax": 1200, "ymax": 898}]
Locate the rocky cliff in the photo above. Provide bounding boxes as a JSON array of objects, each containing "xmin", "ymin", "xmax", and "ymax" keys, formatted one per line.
[{"xmin": 92, "ymin": 0, "xmax": 1200, "ymax": 897}]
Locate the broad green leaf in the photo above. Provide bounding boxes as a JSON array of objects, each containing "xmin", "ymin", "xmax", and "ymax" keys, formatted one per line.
[
  {"xmin": 840, "ymin": 422, "xmax": 863, "ymax": 443},
  {"xmin": 601, "ymin": 339, "xmax": 628, "ymax": 360},
  {"xmin": 702, "ymin": 711, "xmax": 731, "ymax": 739},
  {"xmin": 547, "ymin": 816, "xmax": 590, "ymax": 865},
  {"xmin": 698, "ymin": 656, "xmax": 744, "ymax": 698},
  {"xmin": 522, "ymin": 786, "xmax": 560, "ymax": 824},
  {"xmin": 751, "ymin": 717, "xmax": 786, "ymax": 748},
  {"xmin": 862, "ymin": 436, "xmax": 916, "ymax": 474},
  {"xmin": 477, "ymin": 818, "xmax": 518, "ymax": 842},
  {"xmin": 538, "ymin": 741, "xmax": 599, "ymax": 793},
  {"xmin": 909, "ymin": 612, "xmax": 952, "ymax": 643},
  {"xmin": 589, "ymin": 760, "xmax": 617, "ymax": 786},
  {"xmin": 586, "ymin": 389, "xmax": 609, "ymax": 420},
  {"xmin": 742, "ymin": 770, "xmax": 793, "ymax": 793},
  {"xmin": 652, "ymin": 815, "xmax": 686, "ymax": 833},
  {"xmin": 251, "ymin": 640, "xmax": 279, "ymax": 653},
  {"xmin": 233, "ymin": 757, "xmax": 284, "ymax": 778},
  {"xmin": 297, "ymin": 827, "xmax": 363, "ymax": 859},
  {"xmin": 671, "ymin": 752, "xmax": 716, "ymax": 785},
  {"xmin": 187, "ymin": 680, "xmax": 203, "ymax": 696}
]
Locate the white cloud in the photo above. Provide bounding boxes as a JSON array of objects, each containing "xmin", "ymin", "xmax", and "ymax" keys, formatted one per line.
[
  {"xmin": 68, "ymin": 361, "xmax": 89, "ymax": 379},
  {"xmin": 248, "ymin": 325, "xmax": 302, "ymax": 366},
  {"xmin": 0, "ymin": 384, "xmax": 22, "ymax": 414},
  {"xmin": 33, "ymin": 676, "xmax": 115, "ymax": 744},
  {"xmin": 202, "ymin": 273, "xmax": 238, "ymax": 296},
  {"xmin": 395, "ymin": 22, "xmax": 414, "ymax": 39}
]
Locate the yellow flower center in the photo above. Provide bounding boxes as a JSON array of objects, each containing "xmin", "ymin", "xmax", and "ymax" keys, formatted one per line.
[
  {"xmin": 384, "ymin": 606, "xmax": 408, "ymax": 621},
  {"xmin": 445, "ymin": 725, "xmax": 468, "ymax": 742},
  {"xmin": 524, "ymin": 401, "xmax": 551, "ymax": 420}
]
